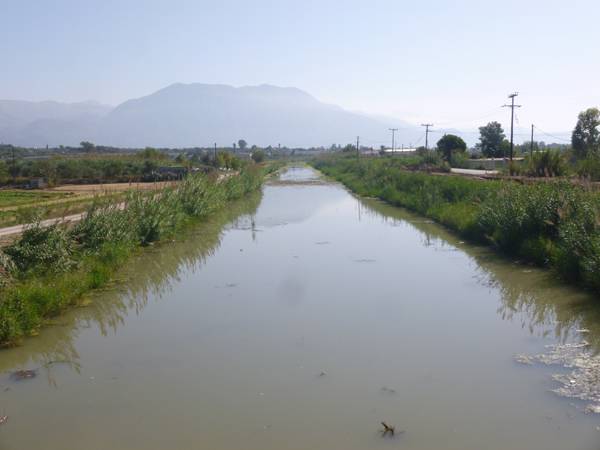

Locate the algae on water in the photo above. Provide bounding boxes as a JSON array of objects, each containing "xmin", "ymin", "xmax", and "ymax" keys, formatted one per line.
[{"xmin": 516, "ymin": 341, "xmax": 600, "ymax": 413}]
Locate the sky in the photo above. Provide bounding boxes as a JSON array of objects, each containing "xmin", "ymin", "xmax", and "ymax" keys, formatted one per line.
[{"xmin": 2, "ymin": 0, "xmax": 599, "ymax": 140}]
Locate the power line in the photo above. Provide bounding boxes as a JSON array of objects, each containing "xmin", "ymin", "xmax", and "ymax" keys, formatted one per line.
[
  {"xmin": 502, "ymin": 92, "xmax": 522, "ymax": 161},
  {"xmin": 533, "ymin": 126, "xmax": 571, "ymax": 143}
]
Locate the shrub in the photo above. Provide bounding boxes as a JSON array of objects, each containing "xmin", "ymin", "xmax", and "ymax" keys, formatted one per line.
[
  {"xmin": 576, "ymin": 155, "xmax": 600, "ymax": 181},
  {"xmin": 4, "ymin": 221, "xmax": 75, "ymax": 275},
  {"xmin": 524, "ymin": 150, "xmax": 567, "ymax": 177},
  {"xmin": 0, "ymin": 250, "xmax": 15, "ymax": 287}
]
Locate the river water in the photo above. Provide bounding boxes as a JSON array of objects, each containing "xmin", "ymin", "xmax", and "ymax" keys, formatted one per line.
[{"xmin": 0, "ymin": 166, "xmax": 599, "ymax": 449}]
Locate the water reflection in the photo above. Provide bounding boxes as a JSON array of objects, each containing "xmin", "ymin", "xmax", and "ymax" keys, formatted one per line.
[
  {"xmin": 0, "ymin": 191, "xmax": 262, "ymax": 375},
  {"xmin": 356, "ymin": 195, "xmax": 600, "ymax": 351}
]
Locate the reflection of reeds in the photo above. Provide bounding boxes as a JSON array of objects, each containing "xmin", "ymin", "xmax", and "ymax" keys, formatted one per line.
[
  {"xmin": 313, "ymin": 157, "xmax": 600, "ymax": 293},
  {"xmin": 356, "ymin": 193, "xmax": 600, "ymax": 352},
  {"xmin": 0, "ymin": 190, "xmax": 262, "ymax": 373},
  {"xmin": 0, "ymin": 168, "xmax": 265, "ymax": 346}
]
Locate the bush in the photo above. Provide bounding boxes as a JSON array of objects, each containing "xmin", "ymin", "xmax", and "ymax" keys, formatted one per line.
[
  {"xmin": 576, "ymin": 155, "xmax": 600, "ymax": 181},
  {"xmin": 251, "ymin": 149, "xmax": 266, "ymax": 163},
  {"xmin": 4, "ymin": 221, "xmax": 76, "ymax": 275},
  {"xmin": 0, "ymin": 250, "xmax": 15, "ymax": 287},
  {"xmin": 524, "ymin": 150, "xmax": 567, "ymax": 177}
]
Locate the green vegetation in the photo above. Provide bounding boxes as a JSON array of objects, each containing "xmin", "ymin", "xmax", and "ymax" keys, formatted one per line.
[
  {"xmin": 572, "ymin": 107, "xmax": 600, "ymax": 159},
  {"xmin": 312, "ymin": 155, "xmax": 600, "ymax": 295},
  {"xmin": 0, "ymin": 165, "xmax": 270, "ymax": 345},
  {"xmin": 476, "ymin": 121, "xmax": 510, "ymax": 158},
  {"xmin": 251, "ymin": 149, "xmax": 266, "ymax": 163},
  {"xmin": 0, "ymin": 190, "xmax": 70, "ymax": 208},
  {"xmin": 522, "ymin": 149, "xmax": 567, "ymax": 177},
  {"xmin": 436, "ymin": 134, "xmax": 467, "ymax": 162},
  {"xmin": 0, "ymin": 147, "xmax": 246, "ymax": 187}
]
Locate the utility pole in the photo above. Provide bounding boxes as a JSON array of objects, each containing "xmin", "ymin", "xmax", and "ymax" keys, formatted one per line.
[
  {"xmin": 214, "ymin": 142, "xmax": 217, "ymax": 160},
  {"xmin": 11, "ymin": 145, "xmax": 16, "ymax": 183},
  {"xmin": 421, "ymin": 124, "xmax": 433, "ymax": 150},
  {"xmin": 530, "ymin": 124, "xmax": 535, "ymax": 158},
  {"xmin": 389, "ymin": 128, "xmax": 398, "ymax": 154},
  {"xmin": 502, "ymin": 92, "xmax": 522, "ymax": 161},
  {"xmin": 356, "ymin": 136, "xmax": 360, "ymax": 159}
]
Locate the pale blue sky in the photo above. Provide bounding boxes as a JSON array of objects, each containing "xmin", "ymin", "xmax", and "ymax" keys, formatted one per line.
[{"xmin": 2, "ymin": 0, "xmax": 599, "ymax": 134}]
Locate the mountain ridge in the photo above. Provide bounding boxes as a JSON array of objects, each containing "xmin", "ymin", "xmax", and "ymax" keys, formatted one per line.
[{"xmin": 0, "ymin": 83, "xmax": 506, "ymax": 148}]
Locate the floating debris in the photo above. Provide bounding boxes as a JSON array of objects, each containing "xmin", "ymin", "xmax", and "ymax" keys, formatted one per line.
[
  {"xmin": 516, "ymin": 341, "xmax": 600, "ymax": 413},
  {"xmin": 585, "ymin": 405, "xmax": 600, "ymax": 414},
  {"xmin": 514, "ymin": 354, "xmax": 534, "ymax": 365},
  {"xmin": 0, "ymin": 416, "xmax": 7, "ymax": 426},
  {"xmin": 380, "ymin": 421, "xmax": 404, "ymax": 437},
  {"xmin": 380, "ymin": 386, "xmax": 397, "ymax": 394},
  {"xmin": 10, "ymin": 369, "xmax": 37, "ymax": 381},
  {"xmin": 318, "ymin": 371, "xmax": 327, "ymax": 377}
]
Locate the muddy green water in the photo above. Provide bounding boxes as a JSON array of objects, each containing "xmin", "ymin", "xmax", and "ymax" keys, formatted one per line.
[{"xmin": 1, "ymin": 166, "xmax": 599, "ymax": 449}]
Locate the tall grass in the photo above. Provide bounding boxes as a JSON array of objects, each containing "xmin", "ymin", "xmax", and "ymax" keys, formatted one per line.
[
  {"xmin": 0, "ymin": 166, "xmax": 266, "ymax": 345},
  {"xmin": 312, "ymin": 156, "xmax": 600, "ymax": 295}
]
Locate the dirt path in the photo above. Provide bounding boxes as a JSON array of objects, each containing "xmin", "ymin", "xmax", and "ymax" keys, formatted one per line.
[{"xmin": 0, "ymin": 212, "xmax": 86, "ymax": 239}]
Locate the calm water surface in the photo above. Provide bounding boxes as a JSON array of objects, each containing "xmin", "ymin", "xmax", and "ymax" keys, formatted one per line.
[{"xmin": 1, "ymin": 166, "xmax": 599, "ymax": 449}]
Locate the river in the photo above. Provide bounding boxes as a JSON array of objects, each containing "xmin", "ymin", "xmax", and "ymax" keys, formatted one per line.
[{"xmin": 0, "ymin": 166, "xmax": 599, "ymax": 449}]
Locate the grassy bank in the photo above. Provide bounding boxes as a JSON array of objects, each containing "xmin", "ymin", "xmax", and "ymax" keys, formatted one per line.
[
  {"xmin": 312, "ymin": 156, "xmax": 600, "ymax": 294},
  {"xmin": 0, "ymin": 166, "xmax": 270, "ymax": 345}
]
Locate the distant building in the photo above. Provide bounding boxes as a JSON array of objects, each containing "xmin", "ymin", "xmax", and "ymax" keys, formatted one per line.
[{"xmin": 26, "ymin": 177, "xmax": 47, "ymax": 189}]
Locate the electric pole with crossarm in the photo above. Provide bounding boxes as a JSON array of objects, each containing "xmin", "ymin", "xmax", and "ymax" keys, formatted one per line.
[
  {"xmin": 389, "ymin": 128, "xmax": 398, "ymax": 154},
  {"xmin": 421, "ymin": 124, "xmax": 433, "ymax": 150},
  {"xmin": 502, "ymin": 93, "xmax": 522, "ymax": 161}
]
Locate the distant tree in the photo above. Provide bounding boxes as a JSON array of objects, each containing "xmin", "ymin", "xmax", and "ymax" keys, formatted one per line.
[
  {"xmin": 200, "ymin": 152, "xmax": 212, "ymax": 166},
  {"xmin": 436, "ymin": 134, "xmax": 467, "ymax": 161},
  {"xmin": 80, "ymin": 141, "xmax": 95, "ymax": 152},
  {"xmin": 251, "ymin": 149, "xmax": 266, "ymax": 163},
  {"xmin": 142, "ymin": 160, "xmax": 158, "ymax": 178},
  {"xmin": 238, "ymin": 139, "xmax": 248, "ymax": 150},
  {"xmin": 478, "ymin": 122, "xmax": 506, "ymax": 158},
  {"xmin": 342, "ymin": 144, "xmax": 355, "ymax": 153},
  {"xmin": 572, "ymin": 107, "xmax": 600, "ymax": 159},
  {"xmin": 517, "ymin": 141, "xmax": 542, "ymax": 155},
  {"xmin": 139, "ymin": 147, "xmax": 168, "ymax": 160}
]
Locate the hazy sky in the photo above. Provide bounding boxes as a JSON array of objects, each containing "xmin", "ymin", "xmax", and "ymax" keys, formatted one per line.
[{"xmin": 2, "ymin": 0, "xmax": 599, "ymax": 137}]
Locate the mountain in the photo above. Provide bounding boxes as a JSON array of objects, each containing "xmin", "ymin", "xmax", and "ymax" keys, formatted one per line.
[
  {"xmin": 0, "ymin": 84, "xmax": 422, "ymax": 148},
  {"xmin": 97, "ymin": 83, "xmax": 420, "ymax": 148},
  {"xmin": 0, "ymin": 100, "xmax": 112, "ymax": 147}
]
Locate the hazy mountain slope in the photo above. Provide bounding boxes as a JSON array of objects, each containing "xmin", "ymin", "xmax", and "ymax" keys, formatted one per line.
[
  {"xmin": 98, "ymin": 83, "xmax": 418, "ymax": 148},
  {"xmin": 1, "ymin": 85, "xmax": 427, "ymax": 148},
  {"xmin": 0, "ymin": 100, "xmax": 112, "ymax": 147}
]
